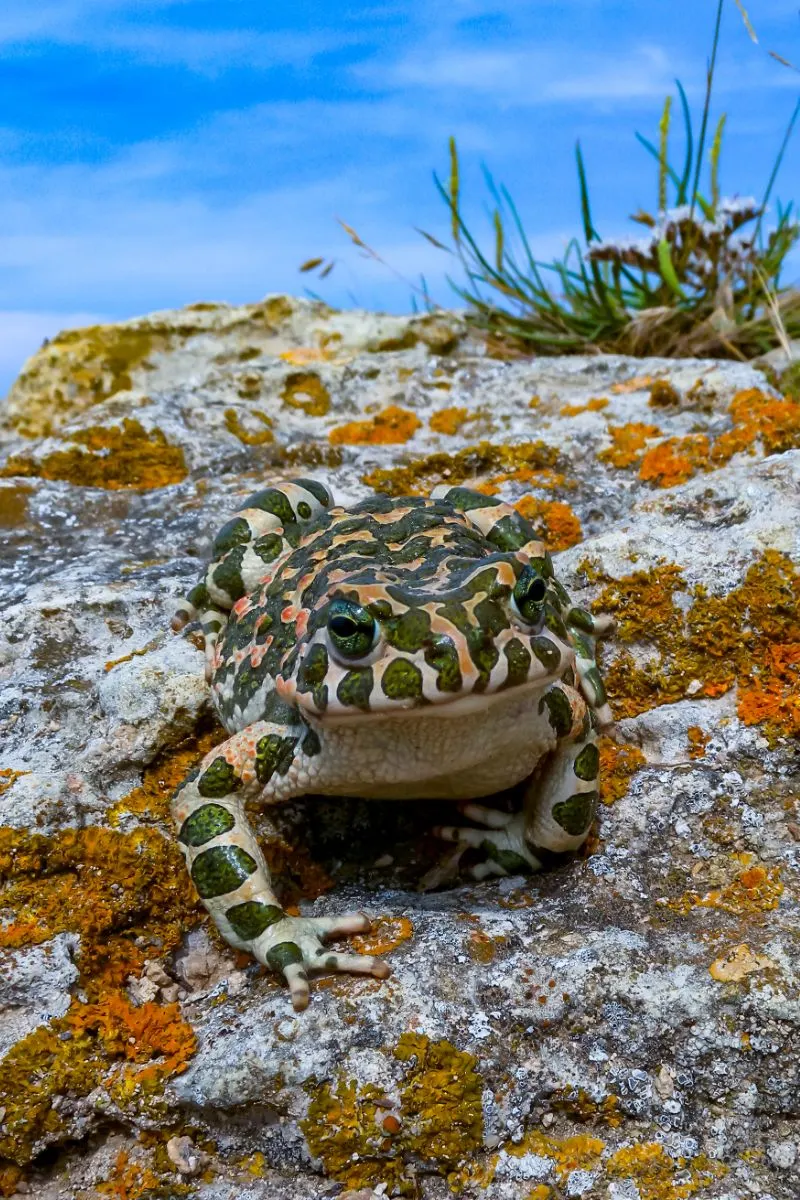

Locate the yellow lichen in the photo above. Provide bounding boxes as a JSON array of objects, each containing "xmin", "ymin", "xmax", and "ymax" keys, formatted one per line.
[
  {"xmin": 506, "ymin": 1131, "xmax": 605, "ymax": 1182},
  {"xmin": 0, "ymin": 769, "xmax": 28, "ymax": 798},
  {"xmin": 514, "ymin": 495, "xmax": 583, "ymax": 551},
  {"xmin": 364, "ymin": 441, "xmax": 560, "ymax": 497},
  {"xmin": 559, "ymin": 397, "xmax": 609, "ymax": 417},
  {"xmin": 224, "ymin": 407, "xmax": 274, "ymax": 445},
  {"xmin": 606, "ymin": 1143, "xmax": 726, "ymax": 1199},
  {"xmin": 598, "ymin": 737, "xmax": 646, "ymax": 806},
  {"xmin": 2, "ymin": 420, "xmax": 187, "ymax": 490},
  {"xmin": 610, "ymin": 375, "xmax": 657, "ymax": 394},
  {"xmin": 108, "ymin": 728, "xmax": 226, "ymax": 825},
  {"xmin": 429, "ymin": 406, "xmax": 469, "ymax": 435},
  {"xmin": 281, "ymin": 371, "xmax": 331, "ymax": 417},
  {"xmin": 329, "ymin": 405, "xmax": 422, "ymax": 446},
  {"xmin": 648, "ymin": 380, "xmax": 682, "ymax": 407},
  {"xmin": 594, "ymin": 551, "xmax": 800, "ymax": 740},
  {"xmin": 302, "ymin": 1034, "xmax": 482, "ymax": 1195}
]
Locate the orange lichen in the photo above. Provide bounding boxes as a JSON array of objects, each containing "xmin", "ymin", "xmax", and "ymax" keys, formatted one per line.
[
  {"xmin": 602, "ymin": 388, "xmax": 800, "ymax": 488},
  {"xmin": 104, "ymin": 638, "xmax": 161, "ymax": 673},
  {"xmin": 352, "ymin": 915, "xmax": 414, "ymax": 956},
  {"xmin": 595, "ymin": 551, "xmax": 800, "ymax": 739},
  {"xmin": 364, "ymin": 441, "xmax": 560, "ymax": 497},
  {"xmin": 598, "ymin": 423, "xmax": 661, "ymax": 469},
  {"xmin": 514, "ymin": 495, "xmax": 583, "ymax": 551},
  {"xmin": 223, "ymin": 407, "xmax": 274, "ymax": 445},
  {"xmin": 559, "ymin": 397, "xmax": 609, "ymax": 417},
  {"xmin": 0, "ymin": 992, "xmax": 196, "ymax": 1165},
  {"xmin": 598, "ymin": 737, "xmax": 646, "ymax": 805},
  {"xmin": 1, "ymin": 420, "xmax": 187, "ymax": 490},
  {"xmin": 639, "ymin": 434, "xmax": 711, "ymax": 488},
  {"xmin": 709, "ymin": 943, "xmax": 775, "ymax": 982},
  {"xmin": 687, "ymin": 727, "xmax": 711, "ymax": 760},
  {"xmin": 330, "ymin": 405, "xmax": 422, "ymax": 446},
  {"xmin": 280, "ymin": 370, "xmax": 331, "ymax": 417},
  {"xmin": 430, "ymin": 406, "xmax": 469, "ymax": 435},
  {"xmin": 0, "ymin": 825, "xmax": 201, "ymax": 992},
  {"xmin": 96, "ymin": 1150, "xmax": 163, "ymax": 1199},
  {"xmin": 669, "ymin": 856, "xmax": 784, "ymax": 917},
  {"xmin": 610, "ymin": 375, "xmax": 656, "ymax": 394}
]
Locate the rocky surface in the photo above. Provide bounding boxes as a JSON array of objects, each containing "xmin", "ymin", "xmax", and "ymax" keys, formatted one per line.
[{"xmin": 0, "ymin": 294, "xmax": 798, "ymax": 1199}]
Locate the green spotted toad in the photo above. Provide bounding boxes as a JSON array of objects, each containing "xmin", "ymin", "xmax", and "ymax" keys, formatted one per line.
[{"xmin": 171, "ymin": 478, "xmax": 613, "ymax": 1009}]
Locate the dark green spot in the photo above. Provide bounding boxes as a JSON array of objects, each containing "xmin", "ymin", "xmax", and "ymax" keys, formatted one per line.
[
  {"xmin": 179, "ymin": 803, "xmax": 235, "ymax": 847},
  {"xmin": 197, "ymin": 758, "xmax": 241, "ymax": 799},
  {"xmin": 302, "ymin": 727, "xmax": 322, "ymax": 757},
  {"xmin": 467, "ymin": 628, "xmax": 499, "ymax": 691},
  {"xmin": 295, "ymin": 478, "xmax": 332, "ymax": 506},
  {"xmin": 226, "ymin": 901, "xmax": 285, "ymax": 940},
  {"xmin": 337, "ymin": 667, "xmax": 374, "ymax": 711},
  {"xmin": 487, "ymin": 513, "xmax": 533, "ymax": 552},
  {"xmin": 381, "ymin": 657, "xmax": 424, "ymax": 701},
  {"xmin": 552, "ymin": 791, "xmax": 598, "ymax": 836},
  {"xmin": 503, "ymin": 638, "xmax": 532, "ymax": 688},
  {"xmin": 187, "ymin": 582, "xmax": 210, "ymax": 611},
  {"xmin": 539, "ymin": 687, "xmax": 574, "ymax": 737},
  {"xmin": 544, "ymin": 605, "xmax": 568, "ymax": 641},
  {"xmin": 441, "ymin": 487, "xmax": 501, "ymax": 512},
  {"xmin": 385, "ymin": 607, "xmax": 431, "ymax": 653},
  {"xmin": 191, "ymin": 845, "xmax": 258, "ymax": 898},
  {"xmin": 425, "ymin": 634, "xmax": 462, "ymax": 693},
  {"xmin": 213, "ymin": 517, "xmax": 251, "ymax": 559},
  {"xmin": 481, "ymin": 841, "xmax": 531, "ymax": 873},
  {"xmin": 245, "ymin": 487, "xmax": 296, "ymax": 525},
  {"xmin": 298, "ymin": 643, "xmax": 329, "ymax": 690},
  {"xmin": 574, "ymin": 743, "xmax": 600, "ymax": 781},
  {"xmin": 297, "ymin": 500, "xmax": 312, "ymax": 519},
  {"xmin": 266, "ymin": 942, "xmax": 305, "ymax": 972},
  {"xmin": 474, "ymin": 596, "xmax": 510, "ymax": 637},
  {"xmin": 531, "ymin": 636, "xmax": 562, "ymax": 672},
  {"xmin": 212, "ymin": 545, "xmax": 246, "ymax": 603},
  {"xmin": 585, "ymin": 666, "xmax": 608, "ymax": 707},
  {"xmin": 255, "ymin": 733, "xmax": 298, "ymax": 784},
  {"xmin": 254, "ymin": 533, "xmax": 284, "ymax": 563}
]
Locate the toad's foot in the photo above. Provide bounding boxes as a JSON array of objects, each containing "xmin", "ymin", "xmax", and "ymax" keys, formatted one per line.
[
  {"xmin": 252, "ymin": 911, "xmax": 391, "ymax": 1011},
  {"xmin": 423, "ymin": 803, "xmax": 543, "ymax": 889}
]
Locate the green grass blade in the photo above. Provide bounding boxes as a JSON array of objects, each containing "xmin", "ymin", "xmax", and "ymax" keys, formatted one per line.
[
  {"xmin": 575, "ymin": 141, "xmax": 600, "ymax": 243},
  {"xmin": 657, "ymin": 239, "xmax": 687, "ymax": 299},
  {"xmin": 689, "ymin": 0, "xmax": 724, "ymax": 221},
  {"xmin": 676, "ymin": 81, "xmax": 694, "ymax": 205},
  {"xmin": 754, "ymin": 95, "xmax": 800, "ymax": 247},
  {"xmin": 448, "ymin": 137, "xmax": 461, "ymax": 244},
  {"xmin": 658, "ymin": 95, "xmax": 672, "ymax": 212},
  {"xmin": 709, "ymin": 113, "xmax": 726, "ymax": 211}
]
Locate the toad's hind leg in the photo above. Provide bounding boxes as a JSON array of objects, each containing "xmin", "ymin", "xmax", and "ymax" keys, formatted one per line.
[
  {"xmin": 172, "ymin": 478, "xmax": 334, "ymax": 676},
  {"xmin": 172, "ymin": 721, "xmax": 390, "ymax": 1011},
  {"xmin": 429, "ymin": 682, "xmax": 599, "ymax": 883}
]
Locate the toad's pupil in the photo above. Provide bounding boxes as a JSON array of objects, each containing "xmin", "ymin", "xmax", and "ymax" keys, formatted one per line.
[
  {"xmin": 528, "ymin": 579, "xmax": 546, "ymax": 603},
  {"xmin": 330, "ymin": 616, "xmax": 357, "ymax": 637}
]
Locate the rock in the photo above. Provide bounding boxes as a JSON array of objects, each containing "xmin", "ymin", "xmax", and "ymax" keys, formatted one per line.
[{"xmin": 0, "ymin": 296, "xmax": 798, "ymax": 1198}]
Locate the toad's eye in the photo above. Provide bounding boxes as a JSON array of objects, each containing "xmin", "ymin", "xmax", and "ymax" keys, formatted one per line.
[
  {"xmin": 511, "ymin": 566, "xmax": 548, "ymax": 627},
  {"xmin": 327, "ymin": 598, "xmax": 379, "ymax": 661}
]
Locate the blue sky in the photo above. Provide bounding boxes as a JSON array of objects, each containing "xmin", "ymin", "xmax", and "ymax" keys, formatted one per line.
[{"xmin": 0, "ymin": 0, "xmax": 798, "ymax": 393}]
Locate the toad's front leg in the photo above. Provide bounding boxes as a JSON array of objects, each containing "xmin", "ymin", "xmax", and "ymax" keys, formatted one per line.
[{"xmin": 172, "ymin": 722, "xmax": 390, "ymax": 1010}]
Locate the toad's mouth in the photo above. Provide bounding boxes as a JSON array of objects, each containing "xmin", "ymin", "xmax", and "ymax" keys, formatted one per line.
[{"xmin": 301, "ymin": 676, "xmax": 553, "ymax": 727}]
